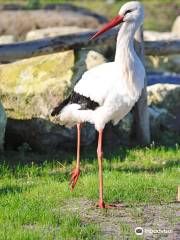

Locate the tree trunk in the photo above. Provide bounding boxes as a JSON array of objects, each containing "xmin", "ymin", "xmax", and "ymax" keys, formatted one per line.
[{"xmin": 132, "ymin": 25, "xmax": 150, "ymax": 146}]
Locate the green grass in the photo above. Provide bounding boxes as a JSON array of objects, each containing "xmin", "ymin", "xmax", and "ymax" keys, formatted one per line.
[
  {"xmin": 0, "ymin": 146, "xmax": 179, "ymax": 239},
  {"xmin": 119, "ymin": 221, "xmax": 139, "ymax": 240}
]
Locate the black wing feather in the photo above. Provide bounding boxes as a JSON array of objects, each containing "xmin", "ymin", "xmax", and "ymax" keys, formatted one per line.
[
  {"xmin": 51, "ymin": 91, "xmax": 99, "ymax": 117},
  {"xmin": 51, "ymin": 96, "xmax": 71, "ymax": 116}
]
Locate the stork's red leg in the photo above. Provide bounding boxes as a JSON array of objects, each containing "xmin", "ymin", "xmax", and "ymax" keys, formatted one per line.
[
  {"xmin": 97, "ymin": 129, "xmax": 105, "ymax": 208},
  {"xmin": 69, "ymin": 123, "xmax": 81, "ymax": 191}
]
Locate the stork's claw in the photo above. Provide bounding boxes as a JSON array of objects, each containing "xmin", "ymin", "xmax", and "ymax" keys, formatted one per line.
[
  {"xmin": 96, "ymin": 201, "xmax": 125, "ymax": 209},
  {"xmin": 69, "ymin": 168, "xmax": 80, "ymax": 191},
  {"xmin": 98, "ymin": 201, "xmax": 105, "ymax": 209}
]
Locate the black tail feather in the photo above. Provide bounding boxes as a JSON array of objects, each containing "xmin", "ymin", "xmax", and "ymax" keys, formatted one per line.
[
  {"xmin": 51, "ymin": 91, "xmax": 99, "ymax": 117},
  {"xmin": 51, "ymin": 96, "xmax": 71, "ymax": 116}
]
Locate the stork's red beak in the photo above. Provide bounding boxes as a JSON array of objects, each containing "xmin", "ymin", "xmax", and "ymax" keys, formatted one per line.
[{"xmin": 90, "ymin": 15, "xmax": 124, "ymax": 40}]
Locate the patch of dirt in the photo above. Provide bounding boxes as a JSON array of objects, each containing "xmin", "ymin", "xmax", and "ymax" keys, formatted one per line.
[{"xmin": 64, "ymin": 199, "xmax": 180, "ymax": 239}]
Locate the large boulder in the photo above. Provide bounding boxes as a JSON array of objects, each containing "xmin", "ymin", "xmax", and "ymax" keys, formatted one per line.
[
  {"xmin": 147, "ymin": 84, "xmax": 180, "ymax": 110},
  {"xmin": 0, "ymin": 35, "xmax": 15, "ymax": 44},
  {"xmin": 0, "ymin": 51, "xmax": 75, "ymax": 119},
  {"xmin": 144, "ymin": 30, "xmax": 179, "ymax": 41},
  {"xmin": 0, "ymin": 50, "xmax": 106, "ymax": 151},
  {"xmin": 0, "ymin": 102, "xmax": 7, "ymax": 151},
  {"xmin": 147, "ymin": 84, "xmax": 180, "ymax": 134},
  {"xmin": 172, "ymin": 16, "xmax": 180, "ymax": 37},
  {"xmin": 26, "ymin": 26, "xmax": 92, "ymax": 41},
  {"xmin": 148, "ymin": 106, "xmax": 175, "ymax": 134},
  {"xmin": 0, "ymin": 9, "xmax": 104, "ymax": 40}
]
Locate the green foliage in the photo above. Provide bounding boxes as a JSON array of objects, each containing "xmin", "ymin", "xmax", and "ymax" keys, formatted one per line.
[{"xmin": 27, "ymin": 0, "xmax": 41, "ymax": 9}]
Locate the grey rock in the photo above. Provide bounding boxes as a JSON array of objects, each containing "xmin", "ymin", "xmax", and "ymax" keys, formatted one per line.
[
  {"xmin": 149, "ymin": 106, "xmax": 175, "ymax": 132},
  {"xmin": 144, "ymin": 30, "xmax": 179, "ymax": 41},
  {"xmin": 147, "ymin": 83, "xmax": 180, "ymax": 110},
  {"xmin": 148, "ymin": 84, "xmax": 180, "ymax": 134},
  {"xmin": 172, "ymin": 16, "xmax": 180, "ymax": 37},
  {"xmin": 26, "ymin": 26, "xmax": 92, "ymax": 41},
  {"xmin": 0, "ymin": 10, "xmax": 104, "ymax": 40},
  {"xmin": 0, "ymin": 35, "xmax": 15, "ymax": 44}
]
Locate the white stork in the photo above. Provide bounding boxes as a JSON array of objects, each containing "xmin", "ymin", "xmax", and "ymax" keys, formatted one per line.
[{"xmin": 51, "ymin": 1, "xmax": 145, "ymax": 208}]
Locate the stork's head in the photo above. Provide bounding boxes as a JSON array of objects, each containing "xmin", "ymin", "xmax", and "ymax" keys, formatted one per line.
[
  {"xmin": 120, "ymin": 1, "xmax": 144, "ymax": 24},
  {"xmin": 91, "ymin": 1, "xmax": 144, "ymax": 40}
]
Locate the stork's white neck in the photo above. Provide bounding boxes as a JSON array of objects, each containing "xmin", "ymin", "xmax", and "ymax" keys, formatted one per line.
[
  {"xmin": 114, "ymin": 21, "xmax": 145, "ymax": 99},
  {"xmin": 115, "ymin": 21, "xmax": 138, "ymax": 62}
]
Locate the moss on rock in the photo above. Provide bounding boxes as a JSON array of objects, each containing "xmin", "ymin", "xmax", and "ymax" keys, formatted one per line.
[{"xmin": 0, "ymin": 51, "xmax": 74, "ymax": 119}]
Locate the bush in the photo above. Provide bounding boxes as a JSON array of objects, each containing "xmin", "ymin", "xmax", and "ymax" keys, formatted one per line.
[{"xmin": 27, "ymin": 0, "xmax": 41, "ymax": 9}]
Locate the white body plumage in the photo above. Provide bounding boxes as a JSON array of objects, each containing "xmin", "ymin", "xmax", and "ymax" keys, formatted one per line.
[{"xmin": 57, "ymin": 1, "xmax": 145, "ymax": 130}]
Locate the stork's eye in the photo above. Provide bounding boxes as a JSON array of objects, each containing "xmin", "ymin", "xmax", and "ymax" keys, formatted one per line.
[{"xmin": 124, "ymin": 10, "xmax": 132, "ymax": 15}]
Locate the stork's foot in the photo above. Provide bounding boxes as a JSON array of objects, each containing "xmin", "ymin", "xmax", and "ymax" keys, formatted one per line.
[
  {"xmin": 98, "ymin": 201, "xmax": 106, "ymax": 208},
  {"xmin": 97, "ymin": 200, "xmax": 105, "ymax": 208},
  {"xmin": 69, "ymin": 168, "xmax": 80, "ymax": 191},
  {"xmin": 96, "ymin": 201, "xmax": 124, "ymax": 209},
  {"xmin": 96, "ymin": 201, "xmax": 113, "ymax": 209}
]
